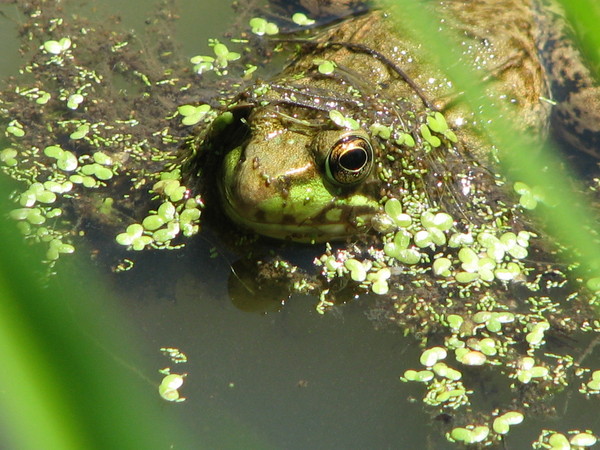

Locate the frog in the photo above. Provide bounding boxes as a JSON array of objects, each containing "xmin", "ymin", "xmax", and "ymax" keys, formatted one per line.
[{"xmin": 196, "ymin": 0, "xmax": 600, "ymax": 246}]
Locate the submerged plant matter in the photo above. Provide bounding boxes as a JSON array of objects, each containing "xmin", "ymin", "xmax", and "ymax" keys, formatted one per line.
[{"xmin": 2, "ymin": 0, "xmax": 600, "ymax": 446}]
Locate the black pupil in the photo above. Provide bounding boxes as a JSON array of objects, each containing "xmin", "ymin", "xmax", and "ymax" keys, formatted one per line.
[{"xmin": 339, "ymin": 147, "xmax": 367, "ymax": 171}]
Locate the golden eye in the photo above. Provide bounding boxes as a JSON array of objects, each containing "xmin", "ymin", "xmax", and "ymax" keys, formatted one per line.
[{"xmin": 326, "ymin": 135, "xmax": 374, "ymax": 186}]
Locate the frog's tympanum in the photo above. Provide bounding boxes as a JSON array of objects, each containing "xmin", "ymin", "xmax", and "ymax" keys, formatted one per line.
[{"xmin": 2, "ymin": 0, "xmax": 600, "ymax": 446}]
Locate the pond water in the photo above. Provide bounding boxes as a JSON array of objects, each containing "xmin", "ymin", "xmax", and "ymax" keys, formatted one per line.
[
  {"xmin": 0, "ymin": 1, "xmax": 445, "ymax": 448},
  {"xmin": 2, "ymin": 1, "xmax": 600, "ymax": 449},
  {"xmin": 109, "ymin": 245, "xmax": 436, "ymax": 449}
]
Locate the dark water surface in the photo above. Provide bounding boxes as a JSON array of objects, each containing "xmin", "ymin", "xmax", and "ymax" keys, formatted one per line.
[
  {"xmin": 0, "ymin": 1, "xmax": 441, "ymax": 448},
  {"xmin": 114, "ymin": 245, "xmax": 433, "ymax": 449}
]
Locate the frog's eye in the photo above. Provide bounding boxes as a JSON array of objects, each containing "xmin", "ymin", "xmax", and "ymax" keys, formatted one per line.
[{"xmin": 326, "ymin": 134, "xmax": 373, "ymax": 186}]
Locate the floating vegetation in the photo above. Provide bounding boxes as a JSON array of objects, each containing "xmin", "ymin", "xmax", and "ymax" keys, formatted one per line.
[
  {"xmin": 292, "ymin": 12, "xmax": 315, "ymax": 26},
  {"xmin": 314, "ymin": 58, "xmax": 337, "ymax": 75},
  {"xmin": 158, "ymin": 373, "xmax": 186, "ymax": 402},
  {"xmin": 248, "ymin": 17, "xmax": 279, "ymax": 36},
  {"xmin": 0, "ymin": 0, "xmax": 252, "ymax": 267},
  {"xmin": 158, "ymin": 347, "xmax": 188, "ymax": 403}
]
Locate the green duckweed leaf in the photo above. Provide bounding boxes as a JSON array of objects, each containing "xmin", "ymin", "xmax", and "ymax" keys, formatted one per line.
[{"xmin": 292, "ymin": 12, "xmax": 315, "ymax": 26}]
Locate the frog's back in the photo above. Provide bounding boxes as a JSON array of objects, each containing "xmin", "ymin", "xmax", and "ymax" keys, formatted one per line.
[
  {"xmin": 293, "ymin": 0, "xmax": 553, "ymax": 159},
  {"xmin": 532, "ymin": 0, "xmax": 600, "ymax": 160},
  {"xmin": 305, "ymin": 0, "xmax": 600, "ymax": 161}
]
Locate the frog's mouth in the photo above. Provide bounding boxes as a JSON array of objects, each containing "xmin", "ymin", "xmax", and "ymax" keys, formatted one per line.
[
  {"xmin": 219, "ymin": 181, "xmax": 379, "ymax": 243},
  {"xmin": 221, "ymin": 203, "xmax": 356, "ymax": 242}
]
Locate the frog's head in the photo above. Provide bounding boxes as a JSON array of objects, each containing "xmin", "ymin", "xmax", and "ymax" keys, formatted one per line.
[{"xmin": 214, "ymin": 102, "xmax": 381, "ymax": 242}]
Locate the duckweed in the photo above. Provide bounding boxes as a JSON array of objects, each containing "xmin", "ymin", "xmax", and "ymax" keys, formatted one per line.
[
  {"xmin": 493, "ymin": 411, "xmax": 524, "ymax": 435},
  {"xmin": 394, "ymin": 248, "xmax": 421, "ymax": 265},
  {"xmin": 160, "ymin": 347, "xmax": 188, "ymax": 364},
  {"xmin": 44, "ymin": 145, "xmax": 78, "ymax": 171},
  {"xmin": 315, "ymin": 59, "xmax": 336, "ymax": 75},
  {"xmin": 249, "ymin": 17, "xmax": 279, "ymax": 36},
  {"xmin": 456, "ymin": 349, "xmax": 486, "ymax": 366},
  {"xmin": 0, "ymin": 148, "xmax": 18, "ymax": 166},
  {"xmin": 153, "ymin": 179, "xmax": 187, "ymax": 202},
  {"xmin": 81, "ymin": 163, "xmax": 114, "ymax": 180},
  {"xmin": 534, "ymin": 430, "xmax": 597, "ymax": 449},
  {"xmin": 190, "ymin": 55, "xmax": 214, "ymax": 74},
  {"xmin": 420, "ymin": 347, "xmax": 447, "ymax": 367},
  {"xmin": 419, "ymin": 123, "xmax": 441, "ymax": 148},
  {"xmin": 544, "ymin": 431, "xmax": 571, "ymax": 449},
  {"xmin": 6, "ymin": 120, "xmax": 25, "ymax": 137},
  {"xmin": 36, "ymin": 91, "xmax": 51, "ymax": 104},
  {"xmin": 66, "ymin": 93, "xmax": 84, "ymax": 110},
  {"xmin": 570, "ymin": 432, "xmax": 597, "ymax": 447},
  {"xmin": 190, "ymin": 39, "xmax": 241, "ymax": 75},
  {"xmin": 142, "ymin": 215, "xmax": 165, "ymax": 231},
  {"xmin": 514, "ymin": 356, "xmax": 550, "ymax": 384},
  {"xmin": 449, "ymin": 425, "xmax": 490, "ymax": 444},
  {"xmin": 526, "ymin": 321, "xmax": 550, "ymax": 346},
  {"xmin": 43, "ymin": 37, "xmax": 71, "ymax": 54},
  {"xmin": 177, "ymin": 104, "xmax": 212, "ymax": 126},
  {"xmin": 20, "ymin": 183, "xmax": 57, "ymax": 206},
  {"xmin": 158, "ymin": 373, "xmax": 186, "ymax": 402},
  {"xmin": 370, "ymin": 123, "xmax": 392, "ymax": 139},
  {"xmin": 426, "ymin": 111, "xmax": 458, "ymax": 143},
  {"xmin": 10, "ymin": 207, "xmax": 46, "ymax": 225},
  {"xmin": 383, "ymin": 198, "xmax": 412, "ymax": 227},
  {"xmin": 116, "ymin": 224, "xmax": 153, "ymax": 251},
  {"xmin": 478, "ymin": 337, "xmax": 498, "ymax": 356},
  {"xmin": 114, "ymin": 170, "xmax": 202, "ymax": 251},
  {"xmin": 421, "ymin": 211, "xmax": 454, "ymax": 231},
  {"xmin": 292, "ymin": 13, "xmax": 315, "ymax": 26},
  {"xmin": 329, "ymin": 110, "xmax": 360, "ymax": 130},
  {"xmin": 46, "ymin": 238, "xmax": 75, "ymax": 261},
  {"xmin": 403, "ymin": 369, "xmax": 434, "ymax": 383},
  {"xmin": 431, "ymin": 363, "xmax": 462, "ymax": 381},
  {"xmin": 69, "ymin": 124, "xmax": 89, "ymax": 139},
  {"xmin": 514, "ymin": 181, "xmax": 545, "ymax": 210},
  {"xmin": 395, "ymin": 132, "xmax": 415, "ymax": 147},
  {"xmin": 583, "ymin": 370, "xmax": 600, "ymax": 393},
  {"xmin": 432, "ymin": 257, "xmax": 452, "ymax": 277},
  {"xmin": 211, "ymin": 41, "xmax": 241, "ymax": 67},
  {"xmin": 446, "ymin": 314, "xmax": 464, "ymax": 331}
]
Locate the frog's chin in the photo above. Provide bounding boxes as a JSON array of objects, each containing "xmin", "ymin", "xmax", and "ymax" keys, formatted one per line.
[
  {"xmin": 219, "ymin": 189, "xmax": 374, "ymax": 243},
  {"xmin": 238, "ymin": 220, "xmax": 355, "ymax": 243},
  {"xmin": 221, "ymin": 199, "xmax": 353, "ymax": 243}
]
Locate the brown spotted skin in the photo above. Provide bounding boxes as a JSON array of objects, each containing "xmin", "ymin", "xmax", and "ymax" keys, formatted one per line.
[
  {"xmin": 440, "ymin": 0, "xmax": 552, "ymax": 136},
  {"xmin": 301, "ymin": 0, "xmax": 600, "ymax": 160},
  {"xmin": 288, "ymin": 2, "xmax": 553, "ymax": 161},
  {"xmin": 300, "ymin": 0, "xmax": 367, "ymax": 17},
  {"xmin": 533, "ymin": 0, "xmax": 600, "ymax": 160}
]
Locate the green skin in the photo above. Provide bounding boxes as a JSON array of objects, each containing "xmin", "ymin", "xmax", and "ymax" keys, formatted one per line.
[{"xmin": 217, "ymin": 0, "xmax": 600, "ymax": 242}]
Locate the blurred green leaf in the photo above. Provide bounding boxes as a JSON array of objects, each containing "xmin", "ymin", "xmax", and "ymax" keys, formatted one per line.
[
  {"xmin": 0, "ymin": 180, "xmax": 194, "ymax": 448},
  {"xmin": 559, "ymin": 0, "xmax": 600, "ymax": 76}
]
